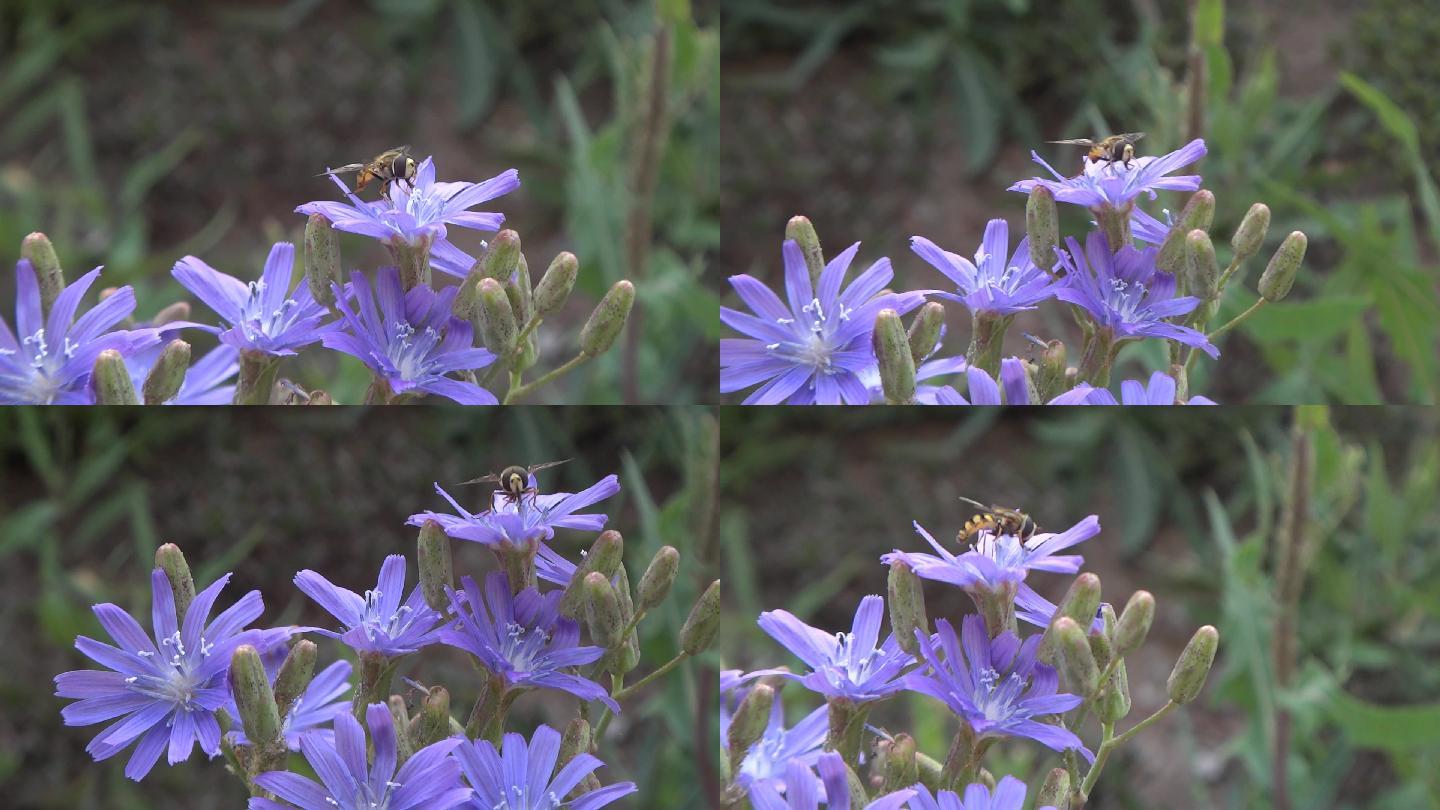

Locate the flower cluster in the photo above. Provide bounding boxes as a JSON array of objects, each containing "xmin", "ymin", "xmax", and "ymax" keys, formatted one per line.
[
  {"xmin": 724, "ymin": 503, "xmax": 1218, "ymax": 809},
  {"xmin": 7, "ymin": 156, "xmax": 636, "ymax": 405},
  {"xmin": 724, "ymin": 138, "xmax": 1309, "ymax": 405},
  {"xmin": 54, "ymin": 462, "xmax": 716, "ymax": 807}
]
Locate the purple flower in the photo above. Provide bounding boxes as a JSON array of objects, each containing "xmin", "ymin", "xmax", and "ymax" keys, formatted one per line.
[
  {"xmin": 248, "ymin": 703, "xmax": 471, "ymax": 810},
  {"xmin": 906, "ymin": 616, "xmax": 1092, "ymax": 761},
  {"xmin": 754, "ymin": 595, "xmax": 911, "ymax": 703},
  {"xmin": 911, "ymin": 220, "xmax": 1062, "ymax": 315},
  {"xmin": 453, "ymin": 724, "xmax": 636, "ymax": 810},
  {"xmin": 1053, "ymin": 233, "xmax": 1217, "ymax": 357},
  {"xmin": 172, "ymin": 242, "xmax": 330, "ymax": 357},
  {"xmin": 861, "ymin": 354, "xmax": 970, "ymax": 404},
  {"xmin": 323, "ymin": 267, "xmax": 497, "ymax": 404},
  {"xmin": 747, "ymin": 753, "xmax": 914, "ymax": 810},
  {"xmin": 933, "ymin": 359, "xmax": 1032, "ymax": 405},
  {"xmin": 293, "ymin": 555, "xmax": 444, "ymax": 658},
  {"xmin": 907, "ymin": 777, "xmax": 1054, "ymax": 810},
  {"xmin": 721, "ymin": 688, "xmax": 828, "ymax": 793},
  {"xmin": 297, "ymin": 158, "xmax": 519, "ymax": 278},
  {"xmin": 1051, "ymin": 371, "xmax": 1217, "ymax": 405},
  {"xmin": 229, "ymin": 660, "xmax": 352, "ymax": 751},
  {"xmin": 124, "ymin": 326, "xmax": 240, "ymax": 405},
  {"xmin": 1, "ymin": 260, "xmax": 159, "ymax": 404},
  {"xmin": 721, "ymin": 240, "xmax": 927, "ymax": 404},
  {"xmin": 1008, "ymin": 139, "xmax": 1207, "ymax": 211},
  {"xmin": 54, "ymin": 568, "xmax": 268, "ymax": 780},
  {"xmin": 408, "ymin": 474, "xmax": 619, "ymax": 585},
  {"xmin": 441, "ymin": 572, "xmax": 617, "ymax": 710}
]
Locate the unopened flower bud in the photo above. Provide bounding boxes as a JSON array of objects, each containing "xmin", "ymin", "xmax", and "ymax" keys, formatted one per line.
[
  {"xmin": 882, "ymin": 733, "xmax": 918, "ymax": 793},
  {"xmin": 873, "ymin": 308, "xmax": 915, "ymax": 404},
  {"xmin": 785, "ymin": 215, "xmax": 825, "ymax": 285},
  {"xmin": 151, "ymin": 301, "xmax": 191, "ymax": 325},
  {"xmin": 1178, "ymin": 190, "xmax": 1216, "ymax": 234},
  {"xmin": 304, "ymin": 214, "xmax": 341, "ymax": 309},
  {"xmin": 1259, "ymin": 232, "xmax": 1306, "ymax": 302},
  {"xmin": 726, "ymin": 682, "xmax": 773, "ymax": 767},
  {"xmin": 1231, "ymin": 203, "xmax": 1271, "ymax": 263},
  {"xmin": 417, "ymin": 520, "xmax": 454, "ymax": 612},
  {"xmin": 510, "ymin": 254, "xmax": 535, "ymax": 325},
  {"xmin": 92, "ymin": 349, "xmax": 138, "ymax": 405},
  {"xmin": 1059, "ymin": 573, "xmax": 1102, "ymax": 630},
  {"xmin": 232, "ymin": 645, "xmax": 280, "ymax": 746},
  {"xmin": 560, "ymin": 530, "xmax": 624, "ymax": 618},
  {"xmin": 155, "ymin": 544, "xmax": 196, "ymax": 621},
  {"xmin": 306, "ymin": 389, "xmax": 334, "ymax": 405},
  {"xmin": 580, "ymin": 280, "xmax": 635, "ymax": 357},
  {"xmin": 584, "ymin": 573, "xmax": 624, "ymax": 650},
  {"xmin": 1185, "ymin": 230, "xmax": 1220, "ymax": 304},
  {"xmin": 637, "ymin": 546, "xmax": 680, "ymax": 613},
  {"xmin": 1114, "ymin": 591, "xmax": 1155, "ymax": 657},
  {"xmin": 1055, "ymin": 617, "xmax": 1099, "ymax": 697},
  {"xmin": 681, "ymin": 579, "xmax": 720, "ymax": 655},
  {"xmin": 21, "ymin": 233, "xmax": 64, "ymax": 315},
  {"xmin": 1034, "ymin": 338, "xmax": 1068, "ymax": 400},
  {"xmin": 559, "ymin": 717, "xmax": 592, "ymax": 769},
  {"xmin": 413, "ymin": 686, "xmax": 451, "ymax": 747},
  {"xmin": 483, "ymin": 230, "xmax": 521, "ymax": 282},
  {"xmin": 907, "ymin": 302, "xmax": 945, "ymax": 365},
  {"xmin": 451, "ymin": 264, "xmax": 486, "ymax": 322},
  {"xmin": 142, "ymin": 339, "xmax": 191, "ymax": 405},
  {"xmin": 1167, "ymin": 625, "xmax": 1218, "ymax": 704},
  {"xmin": 478, "ymin": 277, "xmax": 518, "ymax": 356},
  {"xmin": 1038, "ymin": 767, "xmax": 1071, "ymax": 810},
  {"xmin": 272, "ymin": 639, "xmax": 317, "ymax": 720},
  {"xmin": 1088, "ymin": 627, "xmax": 1113, "ymax": 670},
  {"xmin": 887, "ymin": 560, "xmax": 928, "ymax": 655},
  {"xmin": 1027, "ymin": 186, "xmax": 1059, "ymax": 275},
  {"xmin": 535, "ymin": 252, "xmax": 579, "ymax": 318},
  {"xmin": 1098, "ymin": 658, "xmax": 1132, "ymax": 723}
]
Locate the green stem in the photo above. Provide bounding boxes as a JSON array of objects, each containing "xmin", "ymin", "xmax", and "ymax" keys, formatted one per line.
[
  {"xmin": 233, "ymin": 352, "xmax": 280, "ymax": 405},
  {"xmin": 503, "ymin": 353, "xmax": 590, "ymax": 404},
  {"xmin": 1079, "ymin": 701, "xmax": 1179, "ymax": 798},
  {"xmin": 594, "ymin": 672, "xmax": 626, "ymax": 739},
  {"xmin": 352, "ymin": 654, "xmax": 398, "ymax": 720},
  {"xmin": 482, "ymin": 314, "xmax": 545, "ymax": 389},
  {"xmin": 612, "ymin": 650, "xmax": 689, "ymax": 702},
  {"xmin": 1184, "ymin": 298, "xmax": 1268, "ymax": 375},
  {"xmin": 966, "ymin": 311, "xmax": 1013, "ymax": 379},
  {"xmin": 1076, "ymin": 329, "xmax": 1115, "ymax": 388}
]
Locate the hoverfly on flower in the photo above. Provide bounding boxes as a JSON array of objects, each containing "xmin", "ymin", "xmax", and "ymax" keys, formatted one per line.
[
  {"xmin": 462, "ymin": 459, "xmax": 571, "ymax": 504},
  {"xmin": 957, "ymin": 497, "xmax": 1038, "ymax": 545},
  {"xmin": 1049, "ymin": 132, "xmax": 1147, "ymax": 169},
  {"xmin": 316, "ymin": 145, "xmax": 417, "ymax": 200}
]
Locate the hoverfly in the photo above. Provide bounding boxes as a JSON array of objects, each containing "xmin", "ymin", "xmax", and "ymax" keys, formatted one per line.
[
  {"xmin": 1048, "ymin": 132, "xmax": 1146, "ymax": 169},
  {"xmin": 462, "ymin": 459, "xmax": 571, "ymax": 505},
  {"xmin": 957, "ymin": 497, "xmax": 1038, "ymax": 545},
  {"xmin": 317, "ymin": 145, "xmax": 417, "ymax": 200}
]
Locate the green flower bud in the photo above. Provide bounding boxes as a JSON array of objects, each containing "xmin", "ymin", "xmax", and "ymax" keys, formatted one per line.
[
  {"xmin": 560, "ymin": 530, "xmax": 624, "ymax": 618},
  {"xmin": 509, "ymin": 254, "xmax": 534, "ymax": 326},
  {"xmin": 681, "ymin": 579, "xmax": 720, "ymax": 655},
  {"xmin": 1034, "ymin": 338, "xmax": 1068, "ymax": 401},
  {"xmin": 232, "ymin": 645, "xmax": 280, "ymax": 746},
  {"xmin": 304, "ymin": 214, "xmax": 341, "ymax": 309},
  {"xmin": 1098, "ymin": 657, "xmax": 1132, "ymax": 723},
  {"xmin": 151, "ymin": 301, "xmax": 191, "ymax": 325},
  {"xmin": 785, "ymin": 215, "xmax": 825, "ymax": 286},
  {"xmin": 887, "ymin": 559, "xmax": 928, "ymax": 656},
  {"xmin": 483, "ymin": 230, "xmax": 521, "ymax": 281},
  {"xmin": 559, "ymin": 717, "xmax": 592, "ymax": 769},
  {"xmin": 1185, "ymin": 230, "xmax": 1220, "ymax": 304},
  {"xmin": 451, "ymin": 263, "xmax": 486, "ymax": 323},
  {"xmin": 1041, "ymin": 572, "xmax": 1101, "ymax": 667},
  {"xmin": 1178, "ymin": 189, "xmax": 1216, "ymax": 234},
  {"xmin": 478, "ymin": 277, "xmax": 518, "ymax": 356},
  {"xmin": 580, "ymin": 280, "xmax": 635, "ymax": 357},
  {"xmin": 1167, "ymin": 625, "xmax": 1219, "ymax": 704},
  {"xmin": 1088, "ymin": 627, "xmax": 1113, "ymax": 670},
  {"xmin": 390, "ymin": 696, "xmax": 415, "ymax": 763},
  {"xmin": 873, "ymin": 308, "xmax": 915, "ymax": 404},
  {"xmin": 1230, "ymin": 203, "xmax": 1271, "ymax": 263},
  {"xmin": 1055, "ymin": 617, "xmax": 1099, "ymax": 698},
  {"xmin": 907, "ymin": 302, "xmax": 946, "ymax": 366},
  {"xmin": 142, "ymin": 339, "xmax": 191, "ymax": 405},
  {"xmin": 1114, "ymin": 591, "xmax": 1155, "ymax": 657},
  {"xmin": 92, "ymin": 349, "xmax": 139, "ymax": 405},
  {"xmin": 583, "ymin": 572, "xmax": 624, "ymax": 650},
  {"xmin": 272, "ymin": 639, "xmax": 317, "ymax": 720},
  {"xmin": 726, "ymin": 682, "xmax": 774, "ymax": 769},
  {"xmin": 1026, "ymin": 186, "xmax": 1059, "ymax": 275},
  {"xmin": 535, "ymin": 252, "xmax": 579, "ymax": 318},
  {"xmin": 154, "ymin": 544, "xmax": 196, "ymax": 622},
  {"xmin": 306, "ymin": 389, "xmax": 334, "ymax": 405},
  {"xmin": 881, "ymin": 733, "xmax": 918, "ymax": 793},
  {"xmin": 417, "ymin": 520, "xmax": 454, "ymax": 612},
  {"xmin": 1259, "ymin": 231, "xmax": 1306, "ymax": 302},
  {"xmin": 636, "ymin": 545, "xmax": 680, "ymax": 614},
  {"xmin": 21, "ymin": 232, "xmax": 64, "ymax": 316},
  {"xmin": 412, "ymin": 686, "xmax": 451, "ymax": 748},
  {"xmin": 1038, "ymin": 767, "xmax": 1071, "ymax": 810},
  {"xmin": 391, "ymin": 236, "xmax": 434, "ymax": 290}
]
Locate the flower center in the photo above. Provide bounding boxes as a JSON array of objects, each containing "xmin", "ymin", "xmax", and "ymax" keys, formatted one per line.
[
  {"xmin": 1103, "ymin": 278, "xmax": 1148, "ymax": 323},
  {"xmin": 766, "ymin": 297, "xmax": 854, "ymax": 373},
  {"xmin": 124, "ymin": 630, "xmax": 216, "ymax": 710},
  {"xmin": 831, "ymin": 630, "xmax": 885, "ymax": 684},
  {"xmin": 361, "ymin": 589, "xmax": 416, "ymax": 641},
  {"xmin": 973, "ymin": 667, "xmax": 1029, "ymax": 724},
  {"xmin": 498, "ymin": 620, "xmax": 553, "ymax": 673},
  {"xmin": 380, "ymin": 320, "xmax": 443, "ymax": 382},
  {"xmin": 238, "ymin": 280, "xmax": 302, "ymax": 343}
]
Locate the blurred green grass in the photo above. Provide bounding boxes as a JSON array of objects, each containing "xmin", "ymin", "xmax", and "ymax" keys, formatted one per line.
[
  {"xmin": 0, "ymin": 407, "xmax": 718, "ymax": 809},
  {"xmin": 0, "ymin": 0, "xmax": 718, "ymax": 403},
  {"xmin": 719, "ymin": 407, "xmax": 1440, "ymax": 808}
]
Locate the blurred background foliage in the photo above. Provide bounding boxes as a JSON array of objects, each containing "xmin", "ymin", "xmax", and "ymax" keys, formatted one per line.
[
  {"xmin": 0, "ymin": 407, "xmax": 719, "ymax": 809},
  {"xmin": 719, "ymin": 407, "xmax": 1440, "ymax": 808},
  {"xmin": 0, "ymin": 0, "xmax": 719, "ymax": 403},
  {"xmin": 720, "ymin": 0, "xmax": 1440, "ymax": 404}
]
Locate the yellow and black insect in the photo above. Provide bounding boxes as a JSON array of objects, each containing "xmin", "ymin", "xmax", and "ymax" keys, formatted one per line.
[
  {"xmin": 1048, "ymin": 133, "xmax": 1146, "ymax": 168},
  {"xmin": 462, "ymin": 459, "xmax": 571, "ymax": 504},
  {"xmin": 317, "ymin": 145, "xmax": 417, "ymax": 200},
  {"xmin": 957, "ymin": 497, "xmax": 1038, "ymax": 545}
]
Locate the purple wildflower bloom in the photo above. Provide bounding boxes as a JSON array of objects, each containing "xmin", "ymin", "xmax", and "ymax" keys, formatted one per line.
[
  {"xmin": 453, "ymin": 724, "xmax": 637, "ymax": 810},
  {"xmin": 911, "ymin": 220, "xmax": 1063, "ymax": 315},
  {"xmin": 907, "ymin": 776, "xmax": 1054, "ymax": 810},
  {"xmin": 323, "ymin": 267, "xmax": 497, "ymax": 404},
  {"xmin": 748, "ymin": 753, "xmax": 915, "ymax": 810},
  {"xmin": 441, "ymin": 572, "xmax": 617, "ymax": 711},
  {"xmin": 123, "ymin": 325, "xmax": 240, "ymax": 405},
  {"xmin": 248, "ymin": 703, "xmax": 470, "ymax": 810},
  {"xmin": 721, "ymin": 240, "xmax": 927, "ymax": 404},
  {"xmin": 722, "ymin": 690, "xmax": 828, "ymax": 793},
  {"xmin": 1008, "ymin": 139, "xmax": 1207, "ymax": 211},
  {"xmin": 1, "ymin": 260, "xmax": 159, "ymax": 404},
  {"xmin": 296, "ymin": 158, "xmax": 520, "ymax": 278},
  {"xmin": 906, "ymin": 616, "xmax": 1092, "ymax": 761},
  {"xmin": 293, "ymin": 555, "xmax": 444, "ymax": 658},
  {"xmin": 54, "ymin": 569, "xmax": 268, "ymax": 780},
  {"xmin": 172, "ymin": 242, "xmax": 329, "ymax": 356},
  {"xmin": 1051, "ymin": 371, "xmax": 1217, "ymax": 405},
  {"xmin": 933, "ymin": 359, "xmax": 1033, "ymax": 405},
  {"xmin": 229, "ymin": 660, "xmax": 352, "ymax": 751},
  {"xmin": 1053, "ymin": 233, "xmax": 1218, "ymax": 357},
  {"xmin": 754, "ymin": 595, "xmax": 911, "ymax": 703}
]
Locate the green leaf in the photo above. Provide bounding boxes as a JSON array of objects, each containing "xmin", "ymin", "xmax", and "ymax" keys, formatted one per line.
[
  {"xmin": 451, "ymin": 0, "xmax": 499, "ymax": 128},
  {"xmin": 953, "ymin": 51, "xmax": 999, "ymax": 174},
  {"xmin": 1193, "ymin": 0, "xmax": 1225, "ymax": 49},
  {"xmin": 1242, "ymin": 296, "xmax": 1372, "ymax": 343},
  {"xmin": 1327, "ymin": 688, "xmax": 1440, "ymax": 751},
  {"xmin": 1339, "ymin": 72, "xmax": 1419, "ymax": 153}
]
